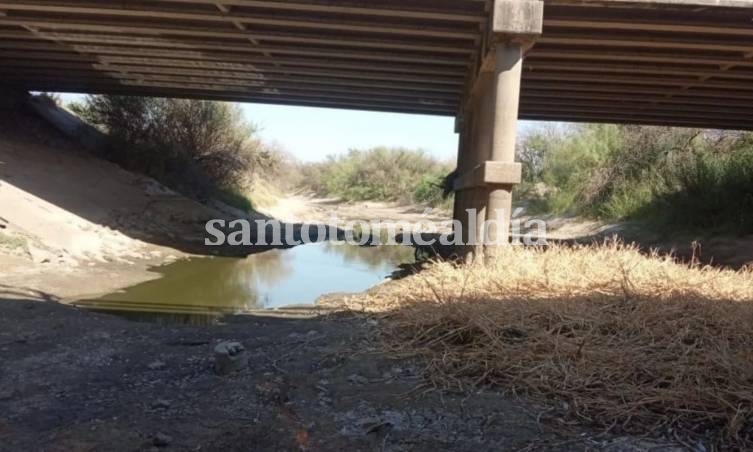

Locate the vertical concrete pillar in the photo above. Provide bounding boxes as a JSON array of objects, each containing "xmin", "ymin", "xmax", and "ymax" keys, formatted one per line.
[
  {"xmin": 470, "ymin": 72, "xmax": 495, "ymax": 259},
  {"xmin": 452, "ymin": 115, "xmax": 471, "ymax": 258},
  {"xmin": 485, "ymin": 0, "xmax": 543, "ymax": 257},
  {"xmin": 452, "ymin": 0, "xmax": 542, "ymax": 260},
  {"xmin": 485, "ymin": 42, "xmax": 524, "ymax": 251}
]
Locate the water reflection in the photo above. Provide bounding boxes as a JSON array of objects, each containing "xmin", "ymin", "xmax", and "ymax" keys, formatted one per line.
[{"xmin": 75, "ymin": 243, "xmax": 413, "ymax": 319}]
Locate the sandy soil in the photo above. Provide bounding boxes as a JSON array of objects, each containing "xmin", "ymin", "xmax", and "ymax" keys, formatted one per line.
[{"xmin": 262, "ymin": 194, "xmax": 452, "ymax": 235}]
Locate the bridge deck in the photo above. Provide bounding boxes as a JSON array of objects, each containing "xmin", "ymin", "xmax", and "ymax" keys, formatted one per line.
[{"xmin": 1, "ymin": 0, "xmax": 753, "ymax": 129}]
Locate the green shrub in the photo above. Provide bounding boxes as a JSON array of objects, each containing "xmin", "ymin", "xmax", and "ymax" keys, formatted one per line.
[
  {"xmin": 413, "ymin": 174, "xmax": 447, "ymax": 206},
  {"xmin": 217, "ymin": 189, "xmax": 255, "ymax": 213},
  {"xmin": 69, "ymin": 95, "xmax": 276, "ymax": 203},
  {"xmin": 635, "ymin": 139, "xmax": 753, "ymax": 233},
  {"xmin": 300, "ymin": 147, "xmax": 453, "ymax": 207},
  {"xmin": 0, "ymin": 232, "xmax": 27, "ymax": 252},
  {"xmin": 518, "ymin": 124, "xmax": 753, "ymax": 234}
]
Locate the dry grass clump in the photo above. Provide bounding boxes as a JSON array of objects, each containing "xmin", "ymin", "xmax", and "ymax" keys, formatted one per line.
[{"xmin": 358, "ymin": 242, "xmax": 753, "ymax": 447}]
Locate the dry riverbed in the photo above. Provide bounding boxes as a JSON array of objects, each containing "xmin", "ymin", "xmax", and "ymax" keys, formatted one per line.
[
  {"xmin": 0, "ymin": 107, "xmax": 732, "ymax": 450},
  {"xmin": 0, "ymin": 110, "xmax": 555, "ymax": 450},
  {"xmin": 2, "ymin": 289, "xmax": 692, "ymax": 452},
  {"xmin": 0, "ymin": 296, "xmax": 542, "ymax": 451}
]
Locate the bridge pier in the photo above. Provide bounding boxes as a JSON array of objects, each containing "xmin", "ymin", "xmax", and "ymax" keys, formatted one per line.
[{"xmin": 453, "ymin": 0, "xmax": 543, "ymax": 261}]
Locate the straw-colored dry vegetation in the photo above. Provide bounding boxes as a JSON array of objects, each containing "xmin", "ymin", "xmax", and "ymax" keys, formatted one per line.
[{"xmin": 346, "ymin": 243, "xmax": 753, "ymax": 447}]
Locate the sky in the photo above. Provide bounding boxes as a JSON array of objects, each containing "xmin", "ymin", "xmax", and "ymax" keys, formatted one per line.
[
  {"xmin": 57, "ymin": 93, "xmax": 539, "ymax": 163},
  {"xmin": 240, "ymin": 103, "xmax": 458, "ymax": 163}
]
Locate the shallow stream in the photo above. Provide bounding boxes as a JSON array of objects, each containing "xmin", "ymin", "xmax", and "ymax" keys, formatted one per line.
[{"xmin": 75, "ymin": 243, "xmax": 414, "ymax": 323}]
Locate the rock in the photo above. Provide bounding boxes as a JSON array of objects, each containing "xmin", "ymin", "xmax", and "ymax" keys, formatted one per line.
[
  {"xmin": 151, "ymin": 399, "xmax": 171, "ymax": 410},
  {"xmin": 152, "ymin": 433, "xmax": 172, "ymax": 448},
  {"xmin": 364, "ymin": 421, "xmax": 393, "ymax": 436},
  {"xmin": 213, "ymin": 341, "xmax": 248, "ymax": 375},
  {"xmin": 148, "ymin": 360, "xmax": 166, "ymax": 371},
  {"xmin": 347, "ymin": 374, "xmax": 369, "ymax": 385},
  {"xmin": 27, "ymin": 244, "xmax": 53, "ymax": 264}
]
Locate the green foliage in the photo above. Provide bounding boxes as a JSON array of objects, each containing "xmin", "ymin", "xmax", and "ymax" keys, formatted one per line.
[
  {"xmin": 217, "ymin": 189, "xmax": 255, "ymax": 213},
  {"xmin": 519, "ymin": 124, "xmax": 753, "ymax": 234},
  {"xmin": 68, "ymin": 95, "xmax": 276, "ymax": 203},
  {"xmin": 413, "ymin": 174, "xmax": 447, "ymax": 206},
  {"xmin": 300, "ymin": 147, "xmax": 453, "ymax": 207},
  {"xmin": 36, "ymin": 92, "xmax": 62, "ymax": 107},
  {"xmin": 634, "ymin": 135, "xmax": 753, "ymax": 233}
]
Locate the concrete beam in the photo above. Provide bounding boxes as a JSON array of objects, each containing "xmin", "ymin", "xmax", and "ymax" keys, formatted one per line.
[
  {"xmin": 547, "ymin": 0, "xmax": 753, "ymax": 8},
  {"xmin": 454, "ymin": 162, "xmax": 523, "ymax": 191},
  {"xmin": 7, "ymin": 0, "xmax": 753, "ymax": 129},
  {"xmin": 493, "ymin": 0, "xmax": 544, "ymax": 39}
]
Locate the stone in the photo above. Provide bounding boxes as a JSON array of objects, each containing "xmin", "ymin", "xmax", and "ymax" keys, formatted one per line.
[
  {"xmin": 27, "ymin": 244, "xmax": 53, "ymax": 264},
  {"xmin": 151, "ymin": 399, "xmax": 171, "ymax": 410},
  {"xmin": 347, "ymin": 374, "xmax": 369, "ymax": 385},
  {"xmin": 152, "ymin": 433, "xmax": 172, "ymax": 448},
  {"xmin": 213, "ymin": 341, "xmax": 248, "ymax": 375},
  {"xmin": 148, "ymin": 360, "xmax": 166, "ymax": 371}
]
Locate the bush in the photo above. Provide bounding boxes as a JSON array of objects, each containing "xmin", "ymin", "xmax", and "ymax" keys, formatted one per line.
[
  {"xmin": 518, "ymin": 124, "xmax": 753, "ymax": 234},
  {"xmin": 413, "ymin": 173, "xmax": 447, "ymax": 206},
  {"xmin": 216, "ymin": 189, "xmax": 255, "ymax": 213},
  {"xmin": 69, "ymin": 95, "xmax": 275, "ymax": 204},
  {"xmin": 636, "ymin": 136, "xmax": 753, "ymax": 232},
  {"xmin": 300, "ymin": 147, "xmax": 453, "ymax": 207}
]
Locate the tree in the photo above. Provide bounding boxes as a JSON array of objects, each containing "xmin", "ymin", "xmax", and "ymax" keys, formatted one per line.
[{"xmin": 69, "ymin": 95, "xmax": 273, "ymax": 201}]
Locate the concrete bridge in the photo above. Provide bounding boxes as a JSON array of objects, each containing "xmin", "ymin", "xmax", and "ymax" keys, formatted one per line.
[{"xmin": 2, "ymin": 0, "xmax": 752, "ymax": 257}]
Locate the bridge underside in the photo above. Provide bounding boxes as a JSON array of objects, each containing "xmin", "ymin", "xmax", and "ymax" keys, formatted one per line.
[
  {"xmin": 1, "ymin": 0, "xmax": 753, "ymax": 129},
  {"xmin": 2, "ymin": 0, "xmax": 753, "ymax": 256}
]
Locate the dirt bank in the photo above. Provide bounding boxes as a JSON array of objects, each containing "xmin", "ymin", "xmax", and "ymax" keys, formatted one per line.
[{"xmin": 0, "ymin": 103, "xmax": 269, "ymax": 299}]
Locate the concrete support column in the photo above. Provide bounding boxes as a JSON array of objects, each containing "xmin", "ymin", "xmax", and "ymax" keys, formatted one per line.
[
  {"xmin": 452, "ymin": 115, "xmax": 470, "ymax": 258},
  {"xmin": 470, "ymin": 72, "xmax": 495, "ymax": 260},
  {"xmin": 485, "ymin": 42, "xmax": 524, "ymax": 252},
  {"xmin": 451, "ymin": 0, "xmax": 542, "ymax": 260}
]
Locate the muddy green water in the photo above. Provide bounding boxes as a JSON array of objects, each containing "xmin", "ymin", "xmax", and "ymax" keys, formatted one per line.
[{"xmin": 76, "ymin": 243, "xmax": 414, "ymax": 322}]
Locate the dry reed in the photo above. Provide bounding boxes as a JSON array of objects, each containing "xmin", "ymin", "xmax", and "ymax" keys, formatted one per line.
[{"xmin": 350, "ymin": 242, "xmax": 753, "ymax": 447}]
